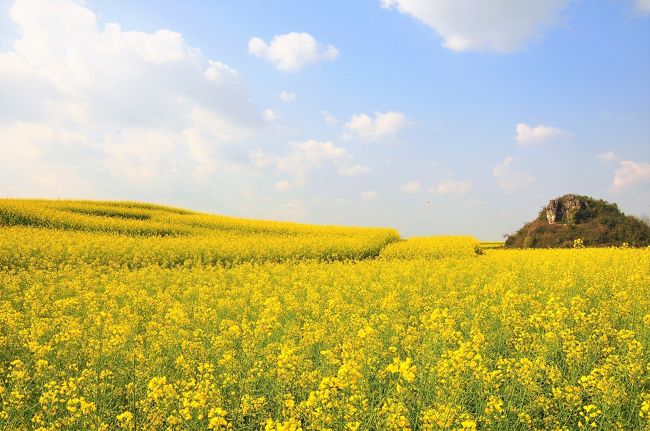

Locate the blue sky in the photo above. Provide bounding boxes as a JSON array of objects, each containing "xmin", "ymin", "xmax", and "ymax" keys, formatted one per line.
[{"xmin": 1, "ymin": 0, "xmax": 649, "ymax": 239}]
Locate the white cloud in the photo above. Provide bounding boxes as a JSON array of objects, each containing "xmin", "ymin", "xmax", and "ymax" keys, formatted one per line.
[
  {"xmin": 252, "ymin": 140, "xmax": 368, "ymax": 188},
  {"xmin": 401, "ymin": 180, "xmax": 421, "ymax": 194},
  {"xmin": 0, "ymin": 121, "xmax": 97, "ymax": 196},
  {"xmin": 636, "ymin": 0, "xmax": 650, "ymax": 13},
  {"xmin": 278, "ymin": 91, "xmax": 296, "ymax": 103},
  {"xmin": 263, "ymin": 109, "xmax": 280, "ymax": 122},
  {"xmin": 361, "ymin": 190, "xmax": 379, "ymax": 202},
  {"xmin": 493, "ymin": 156, "xmax": 535, "ymax": 191},
  {"xmin": 248, "ymin": 32, "xmax": 338, "ymax": 72},
  {"xmin": 338, "ymin": 163, "xmax": 370, "ymax": 176},
  {"xmin": 344, "ymin": 111, "xmax": 407, "ymax": 141},
  {"xmin": 597, "ymin": 151, "xmax": 618, "ymax": 162},
  {"xmin": 321, "ymin": 110, "xmax": 338, "ymax": 125},
  {"xmin": 0, "ymin": 0, "xmax": 262, "ymax": 195},
  {"xmin": 435, "ymin": 179, "xmax": 471, "ymax": 195},
  {"xmin": 0, "ymin": 122, "xmax": 56, "ymax": 163},
  {"xmin": 515, "ymin": 123, "xmax": 568, "ymax": 146},
  {"xmin": 103, "ymin": 129, "xmax": 183, "ymax": 183},
  {"xmin": 275, "ymin": 180, "xmax": 293, "ymax": 191},
  {"xmin": 381, "ymin": 0, "xmax": 569, "ymax": 53},
  {"xmin": 205, "ymin": 60, "xmax": 239, "ymax": 83},
  {"xmin": 274, "ymin": 199, "xmax": 308, "ymax": 221},
  {"xmin": 611, "ymin": 160, "xmax": 650, "ymax": 191}
]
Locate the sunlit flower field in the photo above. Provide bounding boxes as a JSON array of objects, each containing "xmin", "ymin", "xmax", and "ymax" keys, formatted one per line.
[{"xmin": 1, "ymin": 200, "xmax": 649, "ymax": 430}]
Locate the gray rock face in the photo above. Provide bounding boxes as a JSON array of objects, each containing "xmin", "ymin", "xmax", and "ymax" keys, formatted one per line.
[{"xmin": 545, "ymin": 194, "xmax": 588, "ymax": 224}]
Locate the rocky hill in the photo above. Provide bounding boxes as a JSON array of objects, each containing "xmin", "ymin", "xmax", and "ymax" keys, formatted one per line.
[{"xmin": 505, "ymin": 194, "xmax": 650, "ymax": 248}]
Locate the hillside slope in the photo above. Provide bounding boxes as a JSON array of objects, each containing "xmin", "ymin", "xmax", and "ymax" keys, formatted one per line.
[
  {"xmin": 0, "ymin": 199, "xmax": 401, "ymax": 266},
  {"xmin": 505, "ymin": 194, "xmax": 650, "ymax": 248}
]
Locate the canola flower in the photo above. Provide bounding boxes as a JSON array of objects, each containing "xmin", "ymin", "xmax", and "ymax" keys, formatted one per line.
[
  {"xmin": 0, "ymin": 200, "xmax": 400, "ymax": 268},
  {"xmin": 380, "ymin": 236, "xmax": 480, "ymax": 259},
  {"xmin": 0, "ymin": 200, "xmax": 649, "ymax": 430}
]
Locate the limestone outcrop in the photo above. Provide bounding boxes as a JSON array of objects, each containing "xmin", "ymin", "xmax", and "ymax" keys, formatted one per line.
[{"xmin": 545, "ymin": 194, "xmax": 589, "ymax": 225}]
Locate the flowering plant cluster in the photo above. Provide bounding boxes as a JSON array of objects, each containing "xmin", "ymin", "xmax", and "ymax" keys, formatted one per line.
[{"xmin": 0, "ymin": 200, "xmax": 648, "ymax": 430}]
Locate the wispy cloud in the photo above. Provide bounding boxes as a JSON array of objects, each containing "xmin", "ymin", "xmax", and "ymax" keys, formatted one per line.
[
  {"xmin": 278, "ymin": 91, "xmax": 296, "ymax": 103},
  {"xmin": 321, "ymin": 110, "xmax": 338, "ymax": 125},
  {"xmin": 434, "ymin": 179, "xmax": 471, "ymax": 195},
  {"xmin": 493, "ymin": 156, "xmax": 535, "ymax": 191},
  {"xmin": 361, "ymin": 190, "xmax": 379, "ymax": 201},
  {"xmin": 611, "ymin": 160, "xmax": 650, "ymax": 191},
  {"xmin": 400, "ymin": 180, "xmax": 421, "ymax": 194},
  {"xmin": 344, "ymin": 111, "xmax": 407, "ymax": 141},
  {"xmin": 516, "ymin": 123, "xmax": 568, "ymax": 146},
  {"xmin": 597, "ymin": 151, "xmax": 618, "ymax": 162},
  {"xmin": 636, "ymin": 0, "xmax": 650, "ymax": 13},
  {"xmin": 252, "ymin": 139, "xmax": 369, "ymax": 190}
]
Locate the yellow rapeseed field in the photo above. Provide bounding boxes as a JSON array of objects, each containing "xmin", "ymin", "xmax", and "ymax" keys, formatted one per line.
[{"xmin": 1, "ymin": 200, "xmax": 649, "ymax": 430}]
